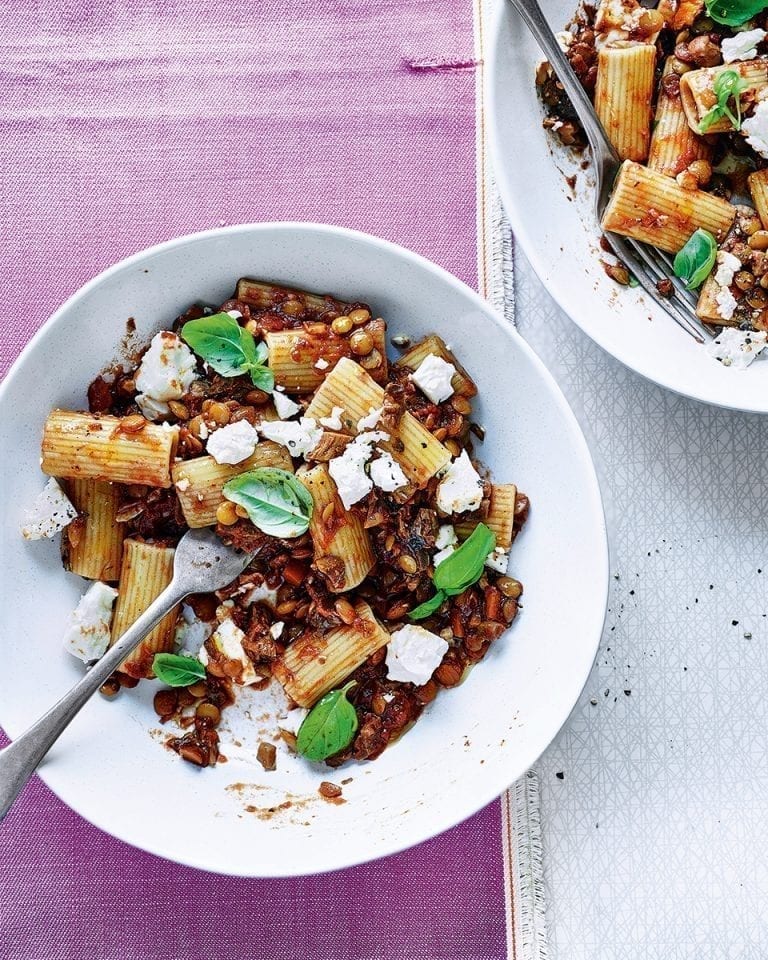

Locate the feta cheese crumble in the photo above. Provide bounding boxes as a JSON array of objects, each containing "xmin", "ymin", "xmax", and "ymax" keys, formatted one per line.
[
  {"xmin": 485, "ymin": 546, "xmax": 510, "ymax": 574},
  {"xmin": 269, "ymin": 621, "xmax": 285, "ymax": 640},
  {"xmin": 174, "ymin": 603, "xmax": 213, "ymax": 655},
  {"xmin": 62, "ymin": 582, "xmax": 118, "ymax": 662},
  {"xmin": 314, "ymin": 357, "xmax": 330, "ymax": 370},
  {"xmin": 319, "ymin": 406, "xmax": 345, "ymax": 430},
  {"xmin": 706, "ymin": 327, "xmax": 768, "ymax": 369},
  {"xmin": 356, "ymin": 406, "xmax": 383, "ymax": 431},
  {"xmin": 386, "ymin": 624, "xmax": 449, "ymax": 685},
  {"xmin": 433, "ymin": 524, "xmax": 458, "ymax": 566},
  {"xmin": 199, "ymin": 618, "xmax": 258, "ymax": 685},
  {"xmin": 714, "ymin": 251, "xmax": 741, "ymax": 289},
  {"xmin": 410, "ymin": 354, "xmax": 456, "ymax": 404},
  {"xmin": 715, "ymin": 286, "xmax": 738, "ymax": 321},
  {"xmin": 327, "ymin": 430, "xmax": 390, "ymax": 508},
  {"xmin": 259, "ymin": 417, "xmax": 322, "ymax": 458},
  {"xmin": 206, "ymin": 420, "xmax": 259, "ymax": 464},
  {"xmin": 743, "ymin": 100, "xmax": 768, "ymax": 159},
  {"xmin": 368, "ymin": 451, "xmax": 408, "ymax": 493},
  {"xmin": 272, "ymin": 390, "xmax": 301, "ymax": 420},
  {"xmin": 21, "ymin": 478, "xmax": 78, "ymax": 540},
  {"xmin": 722, "ymin": 28, "xmax": 766, "ymax": 63},
  {"xmin": 134, "ymin": 331, "xmax": 197, "ymax": 420},
  {"xmin": 436, "ymin": 450, "xmax": 484, "ymax": 514}
]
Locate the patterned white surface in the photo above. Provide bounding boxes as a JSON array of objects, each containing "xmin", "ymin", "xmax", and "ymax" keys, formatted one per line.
[{"xmin": 514, "ymin": 248, "xmax": 768, "ymax": 958}]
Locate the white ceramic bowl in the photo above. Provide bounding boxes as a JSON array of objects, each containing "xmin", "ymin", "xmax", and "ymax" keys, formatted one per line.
[
  {"xmin": 0, "ymin": 223, "xmax": 608, "ymax": 875},
  {"xmin": 488, "ymin": 1, "xmax": 768, "ymax": 413}
]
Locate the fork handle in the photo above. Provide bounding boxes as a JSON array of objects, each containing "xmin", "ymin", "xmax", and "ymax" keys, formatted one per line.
[
  {"xmin": 0, "ymin": 580, "xmax": 187, "ymax": 823},
  {"xmin": 505, "ymin": 0, "xmax": 616, "ymax": 159}
]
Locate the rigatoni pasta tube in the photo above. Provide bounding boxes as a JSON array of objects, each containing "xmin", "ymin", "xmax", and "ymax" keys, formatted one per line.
[
  {"xmin": 62, "ymin": 479, "xmax": 125, "ymax": 581},
  {"xmin": 648, "ymin": 62, "xmax": 712, "ymax": 177},
  {"xmin": 601, "ymin": 160, "xmax": 736, "ymax": 253},
  {"xmin": 680, "ymin": 60, "xmax": 768, "ymax": 134},
  {"xmin": 235, "ymin": 278, "xmax": 352, "ymax": 316},
  {"xmin": 455, "ymin": 484, "xmax": 517, "ymax": 550},
  {"xmin": 266, "ymin": 319, "xmax": 388, "ymax": 392},
  {"xmin": 394, "ymin": 334, "xmax": 477, "ymax": 398},
  {"xmin": 273, "ymin": 601, "xmax": 390, "ymax": 707},
  {"xmin": 41, "ymin": 411, "xmax": 178, "ymax": 488},
  {"xmin": 172, "ymin": 441, "xmax": 293, "ymax": 528},
  {"xmin": 594, "ymin": 42, "xmax": 656, "ymax": 162},
  {"xmin": 748, "ymin": 170, "xmax": 768, "ymax": 229},
  {"xmin": 111, "ymin": 539, "xmax": 178, "ymax": 678},
  {"xmin": 305, "ymin": 358, "xmax": 451, "ymax": 486},
  {"xmin": 298, "ymin": 464, "xmax": 375, "ymax": 592}
]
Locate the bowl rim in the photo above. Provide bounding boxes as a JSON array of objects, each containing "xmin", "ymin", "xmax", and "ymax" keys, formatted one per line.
[
  {"xmin": 0, "ymin": 221, "xmax": 609, "ymax": 874},
  {"xmin": 486, "ymin": 2, "xmax": 768, "ymax": 416}
]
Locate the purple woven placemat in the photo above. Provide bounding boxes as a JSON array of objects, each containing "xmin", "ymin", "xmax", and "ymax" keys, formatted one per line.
[{"xmin": 0, "ymin": 2, "xmax": 511, "ymax": 959}]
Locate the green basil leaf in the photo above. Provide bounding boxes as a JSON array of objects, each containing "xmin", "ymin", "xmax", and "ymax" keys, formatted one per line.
[
  {"xmin": 296, "ymin": 681, "xmax": 359, "ymax": 761},
  {"xmin": 152, "ymin": 653, "xmax": 206, "ymax": 687},
  {"xmin": 433, "ymin": 522, "xmax": 496, "ymax": 594},
  {"xmin": 181, "ymin": 312, "xmax": 272, "ymax": 387},
  {"xmin": 673, "ymin": 229, "xmax": 718, "ymax": 289},
  {"xmin": 223, "ymin": 467, "xmax": 313, "ymax": 538},
  {"xmin": 408, "ymin": 590, "xmax": 447, "ymax": 621},
  {"xmin": 699, "ymin": 69, "xmax": 748, "ymax": 132},
  {"xmin": 705, "ymin": 0, "xmax": 767, "ymax": 26}
]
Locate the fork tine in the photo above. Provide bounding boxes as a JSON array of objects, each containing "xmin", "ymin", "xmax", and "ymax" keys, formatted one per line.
[{"xmin": 605, "ymin": 233, "xmax": 705, "ymax": 343}]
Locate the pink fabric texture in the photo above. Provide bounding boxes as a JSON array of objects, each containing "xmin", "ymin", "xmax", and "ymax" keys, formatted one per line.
[{"xmin": 0, "ymin": 2, "xmax": 507, "ymax": 958}]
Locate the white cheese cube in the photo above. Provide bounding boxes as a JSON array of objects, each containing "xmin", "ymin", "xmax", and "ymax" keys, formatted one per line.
[
  {"xmin": 21, "ymin": 478, "xmax": 78, "ymax": 540},
  {"xmin": 62, "ymin": 582, "xmax": 118, "ymax": 663}
]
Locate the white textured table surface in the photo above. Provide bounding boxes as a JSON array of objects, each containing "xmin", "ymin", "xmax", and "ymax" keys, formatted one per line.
[{"xmin": 515, "ymin": 250, "xmax": 768, "ymax": 959}]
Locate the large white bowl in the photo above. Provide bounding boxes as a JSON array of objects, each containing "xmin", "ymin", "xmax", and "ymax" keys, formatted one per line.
[
  {"xmin": 488, "ymin": 1, "xmax": 768, "ymax": 413},
  {"xmin": 0, "ymin": 223, "xmax": 608, "ymax": 875}
]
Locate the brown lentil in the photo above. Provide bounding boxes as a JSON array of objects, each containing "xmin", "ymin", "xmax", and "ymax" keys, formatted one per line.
[
  {"xmin": 348, "ymin": 308, "xmax": 371, "ymax": 325},
  {"xmin": 334, "ymin": 597, "xmax": 357, "ymax": 624},
  {"xmin": 749, "ymin": 230, "xmax": 768, "ymax": 250},
  {"xmin": 168, "ymin": 400, "xmax": 189, "ymax": 420},
  {"xmin": 196, "ymin": 702, "xmax": 222, "ymax": 724},
  {"xmin": 207, "ymin": 402, "xmax": 231, "ymax": 425},
  {"xmin": 349, "ymin": 330, "xmax": 374, "ymax": 356},
  {"xmin": 121, "ymin": 414, "xmax": 147, "ymax": 433},
  {"xmin": 154, "ymin": 689, "xmax": 178, "ymax": 718},
  {"xmin": 331, "ymin": 315, "xmax": 353, "ymax": 335},
  {"xmin": 398, "ymin": 554, "xmax": 418, "ymax": 574},
  {"xmin": 319, "ymin": 781, "xmax": 343, "ymax": 798},
  {"xmin": 497, "ymin": 576, "xmax": 523, "ymax": 599},
  {"xmin": 216, "ymin": 501, "xmax": 239, "ymax": 525},
  {"xmin": 246, "ymin": 389, "xmax": 270, "ymax": 405},
  {"xmin": 188, "ymin": 680, "xmax": 208, "ymax": 698},
  {"xmin": 451, "ymin": 396, "xmax": 472, "ymax": 415}
]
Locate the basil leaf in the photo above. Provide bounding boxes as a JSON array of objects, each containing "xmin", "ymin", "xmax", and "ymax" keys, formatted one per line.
[
  {"xmin": 223, "ymin": 467, "xmax": 313, "ymax": 538},
  {"xmin": 152, "ymin": 653, "xmax": 206, "ymax": 687},
  {"xmin": 296, "ymin": 681, "xmax": 359, "ymax": 761},
  {"xmin": 433, "ymin": 522, "xmax": 496, "ymax": 594},
  {"xmin": 699, "ymin": 69, "xmax": 748, "ymax": 132},
  {"xmin": 673, "ymin": 229, "xmax": 718, "ymax": 289},
  {"xmin": 408, "ymin": 590, "xmax": 447, "ymax": 621},
  {"xmin": 705, "ymin": 0, "xmax": 767, "ymax": 26},
  {"xmin": 181, "ymin": 312, "xmax": 274, "ymax": 390}
]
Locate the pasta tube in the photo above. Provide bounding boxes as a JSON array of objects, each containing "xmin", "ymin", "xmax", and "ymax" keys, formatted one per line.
[
  {"xmin": 304, "ymin": 358, "xmax": 451, "ymax": 485},
  {"xmin": 273, "ymin": 601, "xmax": 390, "ymax": 707},
  {"xmin": 41, "ymin": 411, "xmax": 178, "ymax": 488},
  {"xmin": 172, "ymin": 441, "xmax": 293, "ymax": 528},
  {"xmin": 648, "ymin": 61, "xmax": 712, "ymax": 177},
  {"xmin": 111, "ymin": 539, "xmax": 178, "ymax": 678},
  {"xmin": 298, "ymin": 464, "xmax": 375, "ymax": 592},
  {"xmin": 235, "ymin": 278, "xmax": 353, "ymax": 316},
  {"xmin": 601, "ymin": 161, "xmax": 736, "ymax": 253},
  {"xmin": 454, "ymin": 484, "xmax": 518, "ymax": 550},
  {"xmin": 595, "ymin": 42, "xmax": 656, "ymax": 162},
  {"xmin": 394, "ymin": 334, "xmax": 477, "ymax": 397},
  {"xmin": 748, "ymin": 170, "xmax": 768, "ymax": 230},
  {"xmin": 266, "ymin": 319, "xmax": 387, "ymax": 392},
  {"xmin": 680, "ymin": 60, "xmax": 768, "ymax": 134},
  {"xmin": 62, "ymin": 479, "xmax": 125, "ymax": 581}
]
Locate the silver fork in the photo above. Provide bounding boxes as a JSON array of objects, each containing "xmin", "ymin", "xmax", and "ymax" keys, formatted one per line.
[
  {"xmin": 507, "ymin": 0, "xmax": 708, "ymax": 343},
  {"xmin": 0, "ymin": 528, "xmax": 255, "ymax": 823}
]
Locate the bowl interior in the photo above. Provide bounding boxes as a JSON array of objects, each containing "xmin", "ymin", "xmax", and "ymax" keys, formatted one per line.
[
  {"xmin": 487, "ymin": 2, "xmax": 768, "ymax": 413},
  {"xmin": 0, "ymin": 223, "xmax": 607, "ymax": 875}
]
